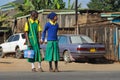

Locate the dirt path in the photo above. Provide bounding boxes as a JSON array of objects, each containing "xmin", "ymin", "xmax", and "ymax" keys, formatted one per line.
[{"xmin": 0, "ymin": 58, "xmax": 120, "ymax": 72}]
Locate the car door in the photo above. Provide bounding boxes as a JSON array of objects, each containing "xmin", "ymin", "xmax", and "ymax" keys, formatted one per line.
[
  {"xmin": 58, "ymin": 36, "xmax": 68, "ymax": 57},
  {"xmin": 10, "ymin": 34, "xmax": 20, "ymax": 52},
  {"xmin": 3, "ymin": 35, "xmax": 14, "ymax": 53}
]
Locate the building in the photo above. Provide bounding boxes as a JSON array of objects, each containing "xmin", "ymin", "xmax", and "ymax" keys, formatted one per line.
[{"xmin": 10, "ymin": 9, "xmax": 105, "ymax": 33}]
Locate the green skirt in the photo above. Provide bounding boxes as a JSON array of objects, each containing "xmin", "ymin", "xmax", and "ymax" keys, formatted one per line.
[{"xmin": 45, "ymin": 41, "xmax": 60, "ymax": 61}]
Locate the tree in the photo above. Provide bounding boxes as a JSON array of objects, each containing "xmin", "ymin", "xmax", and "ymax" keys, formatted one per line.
[
  {"xmin": 51, "ymin": 0, "xmax": 65, "ymax": 9},
  {"xmin": 9, "ymin": 0, "xmax": 66, "ymax": 17},
  {"xmin": 31, "ymin": 0, "xmax": 47, "ymax": 10},
  {"xmin": 31, "ymin": 0, "xmax": 65, "ymax": 10},
  {"xmin": 67, "ymin": 0, "xmax": 81, "ymax": 9},
  {"xmin": 9, "ymin": 0, "xmax": 35, "ymax": 17},
  {"xmin": 87, "ymin": 0, "xmax": 120, "ymax": 11},
  {"xmin": 0, "ymin": 12, "xmax": 10, "ymax": 27}
]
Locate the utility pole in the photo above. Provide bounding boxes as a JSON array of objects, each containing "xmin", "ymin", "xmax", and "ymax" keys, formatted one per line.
[{"xmin": 75, "ymin": 0, "xmax": 78, "ymax": 34}]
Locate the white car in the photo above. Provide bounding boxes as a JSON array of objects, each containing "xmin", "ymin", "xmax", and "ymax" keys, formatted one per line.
[{"xmin": 0, "ymin": 33, "xmax": 27, "ymax": 58}]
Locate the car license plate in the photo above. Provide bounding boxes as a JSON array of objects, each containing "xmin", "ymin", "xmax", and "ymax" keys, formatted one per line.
[{"xmin": 90, "ymin": 48, "xmax": 96, "ymax": 53}]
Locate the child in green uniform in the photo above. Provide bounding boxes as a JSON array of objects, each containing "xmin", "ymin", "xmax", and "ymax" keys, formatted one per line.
[
  {"xmin": 24, "ymin": 10, "xmax": 43, "ymax": 72},
  {"xmin": 41, "ymin": 12, "xmax": 60, "ymax": 72}
]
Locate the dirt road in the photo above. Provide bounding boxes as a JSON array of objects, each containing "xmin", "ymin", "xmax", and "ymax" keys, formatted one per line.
[{"xmin": 0, "ymin": 58, "xmax": 120, "ymax": 72}]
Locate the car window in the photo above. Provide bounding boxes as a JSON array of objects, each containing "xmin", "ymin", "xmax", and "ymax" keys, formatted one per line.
[
  {"xmin": 70, "ymin": 36, "xmax": 94, "ymax": 44},
  {"xmin": 12, "ymin": 35, "xmax": 19, "ymax": 41},
  {"xmin": 7, "ymin": 35, "xmax": 14, "ymax": 42},
  {"xmin": 70, "ymin": 36, "xmax": 82, "ymax": 43},
  {"xmin": 59, "ymin": 36, "xmax": 68, "ymax": 44},
  {"xmin": 80, "ymin": 36, "xmax": 94, "ymax": 43},
  {"xmin": 22, "ymin": 34, "xmax": 25, "ymax": 39}
]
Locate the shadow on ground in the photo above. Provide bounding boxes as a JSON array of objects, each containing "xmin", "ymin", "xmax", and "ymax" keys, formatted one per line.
[
  {"xmin": 0, "ymin": 62, "xmax": 13, "ymax": 64},
  {"xmin": 74, "ymin": 58, "xmax": 115, "ymax": 64}
]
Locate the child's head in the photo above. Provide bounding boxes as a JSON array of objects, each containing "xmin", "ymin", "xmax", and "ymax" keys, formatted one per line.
[
  {"xmin": 47, "ymin": 12, "xmax": 58, "ymax": 21},
  {"xmin": 30, "ymin": 10, "xmax": 38, "ymax": 20}
]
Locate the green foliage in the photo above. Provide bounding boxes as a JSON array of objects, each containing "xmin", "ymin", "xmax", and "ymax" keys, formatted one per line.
[
  {"xmin": 0, "ymin": 12, "xmax": 10, "ymax": 27},
  {"xmin": 9, "ymin": 0, "xmax": 66, "ymax": 17},
  {"xmin": 51, "ymin": 0, "xmax": 65, "ymax": 9},
  {"xmin": 31, "ymin": 0, "xmax": 65, "ymax": 10},
  {"xmin": 30, "ymin": 0, "xmax": 42, "ymax": 10},
  {"xmin": 9, "ymin": 0, "xmax": 35, "ymax": 17},
  {"xmin": 87, "ymin": 0, "xmax": 120, "ymax": 11}
]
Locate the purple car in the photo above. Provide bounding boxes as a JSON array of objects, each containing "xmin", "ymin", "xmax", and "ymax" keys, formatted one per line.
[{"xmin": 40, "ymin": 34, "xmax": 106, "ymax": 62}]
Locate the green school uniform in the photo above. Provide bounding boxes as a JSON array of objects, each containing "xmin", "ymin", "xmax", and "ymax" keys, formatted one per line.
[
  {"xmin": 45, "ymin": 41, "xmax": 60, "ymax": 61},
  {"xmin": 27, "ymin": 20, "xmax": 42, "ymax": 63}
]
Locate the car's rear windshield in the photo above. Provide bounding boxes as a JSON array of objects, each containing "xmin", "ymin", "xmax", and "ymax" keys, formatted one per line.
[{"xmin": 70, "ymin": 36, "xmax": 94, "ymax": 44}]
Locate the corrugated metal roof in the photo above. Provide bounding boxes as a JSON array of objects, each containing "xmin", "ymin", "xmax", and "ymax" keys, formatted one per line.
[
  {"xmin": 0, "ymin": 0, "xmax": 24, "ymax": 11},
  {"xmin": 101, "ymin": 13, "xmax": 120, "ymax": 17},
  {"xmin": 17, "ymin": 9, "xmax": 76, "ymax": 19}
]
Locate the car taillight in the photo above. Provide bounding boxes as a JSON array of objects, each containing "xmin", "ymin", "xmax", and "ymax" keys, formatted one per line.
[
  {"xmin": 97, "ymin": 48, "xmax": 105, "ymax": 51},
  {"xmin": 77, "ymin": 48, "xmax": 88, "ymax": 51},
  {"xmin": 24, "ymin": 42, "xmax": 26, "ymax": 45}
]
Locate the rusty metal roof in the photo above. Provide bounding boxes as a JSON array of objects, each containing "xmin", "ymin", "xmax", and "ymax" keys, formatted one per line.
[{"xmin": 79, "ymin": 9, "xmax": 104, "ymax": 14}]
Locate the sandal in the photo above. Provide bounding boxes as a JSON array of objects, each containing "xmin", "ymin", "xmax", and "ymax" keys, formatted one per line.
[
  {"xmin": 53, "ymin": 69, "xmax": 60, "ymax": 72},
  {"xmin": 38, "ymin": 68, "xmax": 44, "ymax": 72},
  {"xmin": 32, "ymin": 68, "xmax": 37, "ymax": 72},
  {"xmin": 49, "ymin": 68, "xmax": 54, "ymax": 72}
]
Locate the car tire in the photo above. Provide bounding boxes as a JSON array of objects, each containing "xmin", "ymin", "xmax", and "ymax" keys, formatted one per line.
[
  {"xmin": 0, "ymin": 48, "xmax": 4, "ymax": 58},
  {"xmin": 63, "ymin": 51, "xmax": 71, "ymax": 63},
  {"xmin": 15, "ymin": 47, "xmax": 23, "ymax": 59}
]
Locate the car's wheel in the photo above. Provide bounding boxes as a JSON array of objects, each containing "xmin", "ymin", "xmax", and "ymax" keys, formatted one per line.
[
  {"xmin": 63, "ymin": 51, "xmax": 71, "ymax": 63},
  {"xmin": 0, "ymin": 48, "xmax": 4, "ymax": 58},
  {"xmin": 15, "ymin": 47, "xmax": 23, "ymax": 59}
]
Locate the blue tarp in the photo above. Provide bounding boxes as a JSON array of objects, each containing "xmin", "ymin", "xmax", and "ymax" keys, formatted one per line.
[{"xmin": 112, "ymin": 19, "xmax": 120, "ymax": 23}]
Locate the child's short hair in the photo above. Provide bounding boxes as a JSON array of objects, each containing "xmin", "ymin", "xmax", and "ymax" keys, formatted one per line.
[{"xmin": 30, "ymin": 10, "xmax": 38, "ymax": 16}]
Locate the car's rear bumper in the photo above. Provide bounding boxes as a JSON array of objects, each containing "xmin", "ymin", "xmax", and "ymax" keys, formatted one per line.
[{"xmin": 71, "ymin": 53, "xmax": 105, "ymax": 60}]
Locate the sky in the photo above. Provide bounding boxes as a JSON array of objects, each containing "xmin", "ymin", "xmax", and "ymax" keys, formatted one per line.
[
  {"xmin": 0, "ymin": 0, "xmax": 90, "ymax": 8},
  {"xmin": 0, "ymin": 0, "xmax": 15, "ymax": 6},
  {"xmin": 63, "ymin": 0, "xmax": 90, "ymax": 8}
]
